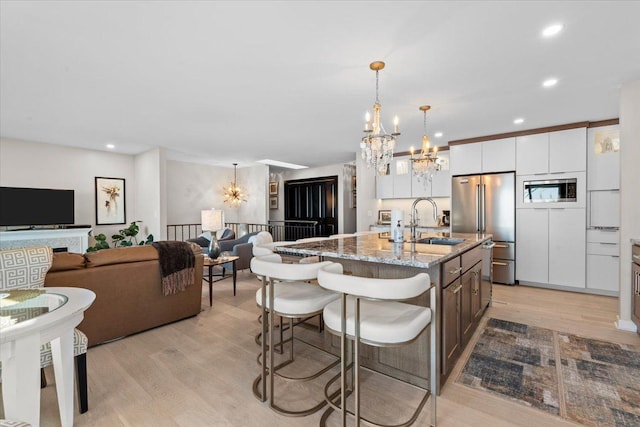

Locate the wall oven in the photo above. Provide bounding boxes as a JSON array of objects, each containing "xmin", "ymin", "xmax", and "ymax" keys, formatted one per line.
[{"xmin": 523, "ymin": 178, "xmax": 577, "ymax": 203}]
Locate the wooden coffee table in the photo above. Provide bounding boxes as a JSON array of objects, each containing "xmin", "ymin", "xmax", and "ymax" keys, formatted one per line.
[{"xmin": 203, "ymin": 255, "xmax": 239, "ymax": 306}]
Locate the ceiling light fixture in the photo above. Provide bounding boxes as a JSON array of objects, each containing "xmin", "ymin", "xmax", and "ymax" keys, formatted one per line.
[
  {"xmin": 513, "ymin": 118, "xmax": 525, "ymax": 124},
  {"xmin": 543, "ymin": 78, "xmax": 558, "ymax": 87},
  {"xmin": 410, "ymin": 105, "xmax": 440, "ymax": 184},
  {"xmin": 223, "ymin": 163, "xmax": 246, "ymax": 208},
  {"xmin": 434, "ymin": 132, "xmax": 443, "ymax": 138},
  {"xmin": 106, "ymin": 144, "xmax": 115, "ymax": 149},
  {"xmin": 361, "ymin": 61, "xmax": 400, "ymax": 175},
  {"xmin": 542, "ymin": 24, "xmax": 563, "ymax": 37}
]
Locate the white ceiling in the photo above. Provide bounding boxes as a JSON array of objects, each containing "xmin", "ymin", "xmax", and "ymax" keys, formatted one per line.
[{"xmin": 1, "ymin": 1, "xmax": 639, "ymax": 170}]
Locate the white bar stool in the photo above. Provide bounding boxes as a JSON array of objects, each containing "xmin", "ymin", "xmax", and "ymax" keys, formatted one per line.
[
  {"xmin": 317, "ymin": 263, "xmax": 437, "ymax": 427},
  {"xmin": 250, "ymin": 254, "xmax": 342, "ymax": 416}
]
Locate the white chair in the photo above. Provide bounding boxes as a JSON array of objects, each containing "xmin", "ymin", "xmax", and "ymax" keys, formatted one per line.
[
  {"xmin": 0, "ymin": 246, "xmax": 90, "ymax": 414},
  {"xmin": 317, "ymin": 263, "xmax": 437, "ymax": 427},
  {"xmin": 250, "ymin": 254, "xmax": 341, "ymax": 416}
]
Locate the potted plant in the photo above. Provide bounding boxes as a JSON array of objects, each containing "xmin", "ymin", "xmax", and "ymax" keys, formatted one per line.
[{"xmin": 87, "ymin": 221, "xmax": 154, "ymax": 252}]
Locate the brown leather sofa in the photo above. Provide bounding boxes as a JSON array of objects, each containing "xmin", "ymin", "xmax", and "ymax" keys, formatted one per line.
[{"xmin": 45, "ymin": 244, "xmax": 204, "ymax": 347}]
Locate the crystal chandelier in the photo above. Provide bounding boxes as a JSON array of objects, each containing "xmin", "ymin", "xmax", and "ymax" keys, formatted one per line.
[
  {"xmin": 411, "ymin": 105, "xmax": 440, "ymax": 183},
  {"xmin": 360, "ymin": 61, "xmax": 400, "ymax": 175},
  {"xmin": 223, "ymin": 163, "xmax": 246, "ymax": 207}
]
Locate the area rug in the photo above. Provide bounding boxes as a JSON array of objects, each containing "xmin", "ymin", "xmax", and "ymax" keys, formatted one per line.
[{"xmin": 457, "ymin": 318, "xmax": 640, "ymax": 426}]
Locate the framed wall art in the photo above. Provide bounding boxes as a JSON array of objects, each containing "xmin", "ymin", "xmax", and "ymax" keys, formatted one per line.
[
  {"xmin": 95, "ymin": 177, "xmax": 126, "ymax": 225},
  {"xmin": 269, "ymin": 181, "xmax": 278, "ymax": 195},
  {"xmin": 378, "ymin": 210, "xmax": 392, "ymax": 225},
  {"xmin": 269, "ymin": 195, "xmax": 278, "ymax": 209}
]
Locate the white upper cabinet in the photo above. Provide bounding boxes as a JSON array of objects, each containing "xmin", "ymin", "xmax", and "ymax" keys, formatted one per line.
[
  {"xmin": 516, "ymin": 133, "xmax": 549, "ymax": 175},
  {"xmin": 411, "ymin": 151, "xmax": 451, "ymax": 198},
  {"xmin": 587, "ymin": 125, "xmax": 620, "ymax": 190},
  {"xmin": 450, "ymin": 143, "xmax": 482, "ymax": 176},
  {"xmin": 516, "ymin": 128, "xmax": 586, "ymax": 175},
  {"xmin": 430, "ymin": 169, "xmax": 451, "ymax": 197},
  {"xmin": 481, "ymin": 137, "xmax": 516, "ymax": 173},
  {"xmin": 450, "ymin": 138, "xmax": 516, "ymax": 176},
  {"xmin": 375, "ymin": 162, "xmax": 393, "ymax": 199},
  {"xmin": 549, "ymin": 128, "xmax": 586, "ymax": 173},
  {"xmin": 393, "ymin": 156, "xmax": 412, "ymax": 198}
]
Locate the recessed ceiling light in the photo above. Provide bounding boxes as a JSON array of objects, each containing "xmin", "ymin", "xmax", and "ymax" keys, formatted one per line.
[
  {"xmin": 542, "ymin": 24, "xmax": 563, "ymax": 37},
  {"xmin": 434, "ymin": 132, "xmax": 443, "ymax": 138},
  {"xmin": 106, "ymin": 144, "xmax": 115, "ymax": 149},
  {"xmin": 256, "ymin": 159, "xmax": 308, "ymax": 169},
  {"xmin": 513, "ymin": 118, "xmax": 524, "ymax": 125},
  {"xmin": 543, "ymin": 78, "xmax": 558, "ymax": 87}
]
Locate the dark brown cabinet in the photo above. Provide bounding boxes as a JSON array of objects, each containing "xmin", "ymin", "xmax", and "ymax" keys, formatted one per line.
[
  {"xmin": 441, "ymin": 246, "xmax": 484, "ymax": 378},
  {"xmin": 462, "ymin": 261, "xmax": 483, "ymax": 345},
  {"xmin": 632, "ymin": 244, "xmax": 640, "ymax": 334},
  {"xmin": 443, "ymin": 277, "xmax": 461, "ymax": 374}
]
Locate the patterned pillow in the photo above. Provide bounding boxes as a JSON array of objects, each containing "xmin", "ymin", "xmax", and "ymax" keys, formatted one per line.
[
  {"xmin": 0, "ymin": 421, "xmax": 32, "ymax": 427},
  {"xmin": 0, "ymin": 246, "xmax": 53, "ymax": 290}
]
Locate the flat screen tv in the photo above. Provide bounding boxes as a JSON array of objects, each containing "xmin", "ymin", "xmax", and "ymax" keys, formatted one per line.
[{"xmin": 0, "ymin": 186, "xmax": 75, "ymax": 227}]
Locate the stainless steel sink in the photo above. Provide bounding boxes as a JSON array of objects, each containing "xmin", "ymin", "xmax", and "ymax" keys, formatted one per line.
[{"xmin": 416, "ymin": 237, "xmax": 465, "ymax": 246}]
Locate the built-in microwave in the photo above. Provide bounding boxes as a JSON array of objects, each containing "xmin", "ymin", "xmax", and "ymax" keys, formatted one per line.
[{"xmin": 523, "ymin": 178, "xmax": 577, "ymax": 203}]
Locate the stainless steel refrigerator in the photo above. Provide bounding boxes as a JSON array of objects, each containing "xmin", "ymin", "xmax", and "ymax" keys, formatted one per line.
[{"xmin": 452, "ymin": 172, "xmax": 516, "ymax": 285}]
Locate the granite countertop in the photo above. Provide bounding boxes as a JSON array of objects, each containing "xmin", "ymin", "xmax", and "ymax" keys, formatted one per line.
[{"xmin": 273, "ymin": 231, "xmax": 492, "ymax": 269}]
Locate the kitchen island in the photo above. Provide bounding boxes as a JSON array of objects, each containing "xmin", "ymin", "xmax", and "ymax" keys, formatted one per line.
[{"xmin": 273, "ymin": 231, "xmax": 492, "ymax": 391}]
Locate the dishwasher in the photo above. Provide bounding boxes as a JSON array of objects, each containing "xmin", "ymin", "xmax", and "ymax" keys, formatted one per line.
[{"xmin": 482, "ymin": 240, "xmax": 495, "ymax": 308}]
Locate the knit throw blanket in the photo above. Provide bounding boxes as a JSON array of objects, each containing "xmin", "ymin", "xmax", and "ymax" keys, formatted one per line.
[{"xmin": 151, "ymin": 241, "xmax": 195, "ymax": 296}]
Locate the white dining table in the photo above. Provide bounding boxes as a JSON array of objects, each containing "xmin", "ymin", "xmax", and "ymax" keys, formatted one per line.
[{"xmin": 0, "ymin": 287, "xmax": 96, "ymax": 427}]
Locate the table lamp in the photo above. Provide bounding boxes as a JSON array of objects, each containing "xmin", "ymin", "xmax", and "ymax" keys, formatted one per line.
[{"xmin": 201, "ymin": 209, "xmax": 224, "ymax": 259}]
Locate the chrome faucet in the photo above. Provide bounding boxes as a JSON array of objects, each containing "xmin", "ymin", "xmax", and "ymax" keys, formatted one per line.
[{"xmin": 409, "ymin": 197, "xmax": 438, "ymax": 242}]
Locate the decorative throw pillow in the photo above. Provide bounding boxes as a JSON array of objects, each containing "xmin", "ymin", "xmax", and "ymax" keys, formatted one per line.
[{"xmin": 0, "ymin": 246, "xmax": 53, "ymax": 290}]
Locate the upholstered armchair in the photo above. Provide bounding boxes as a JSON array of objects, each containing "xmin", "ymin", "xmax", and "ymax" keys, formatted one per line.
[
  {"xmin": 0, "ymin": 246, "xmax": 90, "ymax": 413},
  {"xmin": 218, "ymin": 231, "xmax": 260, "ymax": 272},
  {"xmin": 186, "ymin": 228, "xmax": 235, "ymax": 256}
]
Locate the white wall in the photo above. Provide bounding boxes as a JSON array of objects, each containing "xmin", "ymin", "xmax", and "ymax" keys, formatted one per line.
[
  {"xmin": 134, "ymin": 148, "xmax": 165, "ymax": 240},
  {"xmin": 166, "ymin": 160, "xmax": 231, "ymax": 224},
  {"xmin": 356, "ymin": 153, "xmax": 378, "ymax": 232},
  {"xmin": 0, "ymin": 139, "xmax": 271, "ymax": 246},
  {"xmin": 166, "ymin": 161, "xmax": 269, "ymax": 226},
  {"xmin": 235, "ymin": 164, "xmax": 269, "ymax": 225},
  {"xmin": 618, "ymin": 79, "xmax": 640, "ymax": 331},
  {"xmin": 271, "ymin": 162, "xmax": 356, "ymax": 234},
  {"xmin": 0, "ymin": 138, "xmax": 135, "ymax": 240}
]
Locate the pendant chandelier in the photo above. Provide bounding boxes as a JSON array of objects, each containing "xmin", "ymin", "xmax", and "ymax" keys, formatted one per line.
[
  {"xmin": 411, "ymin": 105, "xmax": 440, "ymax": 183},
  {"xmin": 223, "ymin": 163, "xmax": 246, "ymax": 207},
  {"xmin": 360, "ymin": 61, "xmax": 400, "ymax": 175}
]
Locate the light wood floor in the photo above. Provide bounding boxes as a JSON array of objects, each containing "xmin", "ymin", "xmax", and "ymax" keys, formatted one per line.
[{"xmin": 5, "ymin": 271, "xmax": 639, "ymax": 426}]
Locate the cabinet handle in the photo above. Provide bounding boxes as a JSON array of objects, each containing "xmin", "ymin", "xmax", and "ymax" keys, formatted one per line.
[
  {"xmin": 448, "ymin": 267, "xmax": 462, "ymax": 275},
  {"xmin": 492, "ymin": 261, "xmax": 509, "ymax": 267},
  {"xmin": 493, "ymin": 244, "xmax": 509, "ymax": 248},
  {"xmin": 633, "ymin": 254, "xmax": 640, "ymax": 261},
  {"xmin": 599, "ymin": 242, "xmax": 617, "ymax": 245},
  {"xmin": 453, "ymin": 284, "xmax": 462, "ymax": 294}
]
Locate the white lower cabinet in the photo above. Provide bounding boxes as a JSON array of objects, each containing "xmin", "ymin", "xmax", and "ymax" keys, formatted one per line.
[
  {"xmin": 516, "ymin": 209, "xmax": 549, "ymax": 283},
  {"xmin": 586, "ymin": 229, "xmax": 620, "ymax": 294},
  {"xmin": 548, "ymin": 208, "xmax": 586, "ymax": 288},
  {"xmin": 587, "ymin": 254, "xmax": 619, "ymax": 293},
  {"xmin": 516, "ymin": 207, "xmax": 586, "ymax": 289}
]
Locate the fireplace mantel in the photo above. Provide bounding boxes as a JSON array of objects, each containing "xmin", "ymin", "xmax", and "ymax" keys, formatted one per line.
[{"xmin": 0, "ymin": 228, "xmax": 92, "ymax": 253}]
